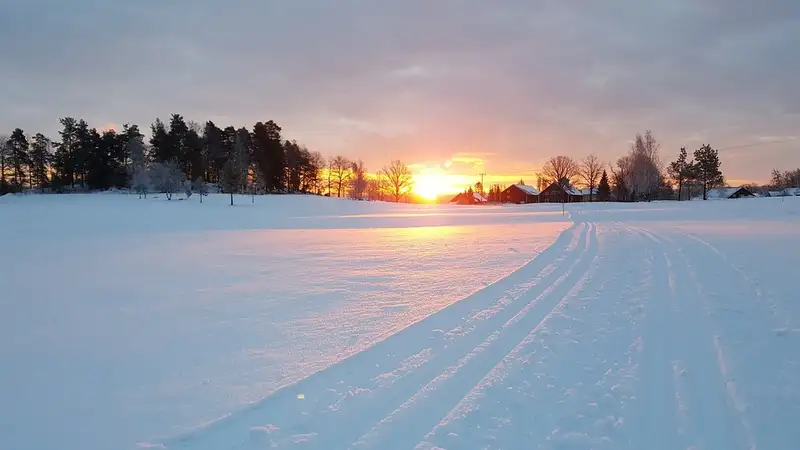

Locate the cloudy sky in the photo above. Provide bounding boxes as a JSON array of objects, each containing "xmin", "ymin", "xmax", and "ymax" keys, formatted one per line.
[{"xmin": 2, "ymin": 0, "xmax": 798, "ymax": 187}]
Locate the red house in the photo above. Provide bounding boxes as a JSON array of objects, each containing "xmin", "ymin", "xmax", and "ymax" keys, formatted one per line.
[
  {"xmin": 501, "ymin": 183, "xmax": 540, "ymax": 204},
  {"xmin": 539, "ymin": 182, "xmax": 584, "ymax": 203}
]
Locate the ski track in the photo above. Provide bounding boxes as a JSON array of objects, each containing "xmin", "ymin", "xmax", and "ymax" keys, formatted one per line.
[
  {"xmin": 352, "ymin": 224, "xmax": 599, "ymax": 450},
  {"xmin": 628, "ymin": 225, "xmax": 748, "ymax": 450},
  {"xmin": 160, "ymin": 222, "xmax": 595, "ymax": 450},
  {"xmin": 155, "ymin": 219, "xmax": 798, "ymax": 450},
  {"xmin": 654, "ymin": 225, "xmax": 799, "ymax": 449},
  {"xmin": 413, "ymin": 222, "xmax": 652, "ymax": 449}
]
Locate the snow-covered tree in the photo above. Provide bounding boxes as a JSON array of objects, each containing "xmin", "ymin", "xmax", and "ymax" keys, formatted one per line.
[{"xmin": 150, "ymin": 161, "xmax": 184, "ymax": 200}]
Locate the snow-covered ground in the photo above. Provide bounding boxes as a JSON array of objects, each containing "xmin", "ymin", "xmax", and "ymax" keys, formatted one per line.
[{"xmin": 1, "ymin": 193, "xmax": 799, "ymax": 450}]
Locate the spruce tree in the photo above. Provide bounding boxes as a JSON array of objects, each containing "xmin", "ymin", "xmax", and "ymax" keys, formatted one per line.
[{"xmin": 597, "ymin": 170, "xmax": 611, "ymax": 201}]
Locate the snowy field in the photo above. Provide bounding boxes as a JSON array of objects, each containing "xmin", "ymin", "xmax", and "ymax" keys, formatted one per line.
[{"xmin": 1, "ymin": 193, "xmax": 799, "ymax": 450}]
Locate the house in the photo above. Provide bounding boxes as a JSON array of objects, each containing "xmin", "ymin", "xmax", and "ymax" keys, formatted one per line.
[
  {"xmin": 449, "ymin": 191, "xmax": 488, "ymax": 205},
  {"xmin": 768, "ymin": 190, "xmax": 785, "ymax": 197},
  {"xmin": 702, "ymin": 186, "xmax": 755, "ymax": 200},
  {"xmin": 783, "ymin": 187, "xmax": 800, "ymax": 197},
  {"xmin": 539, "ymin": 182, "xmax": 584, "ymax": 203},
  {"xmin": 501, "ymin": 184, "xmax": 540, "ymax": 204},
  {"xmin": 577, "ymin": 187, "xmax": 599, "ymax": 200}
]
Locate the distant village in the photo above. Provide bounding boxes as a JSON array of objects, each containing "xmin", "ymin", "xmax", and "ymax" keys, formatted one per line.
[{"xmin": 448, "ymin": 180, "xmax": 800, "ymax": 205}]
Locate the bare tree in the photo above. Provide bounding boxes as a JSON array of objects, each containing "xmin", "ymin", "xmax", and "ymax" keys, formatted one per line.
[
  {"xmin": 329, "ymin": 155, "xmax": 351, "ymax": 197},
  {"xmin": 579, "ymin": 154, "xmax": 603, "ymax": 202},
  {"xmin": 193, "ymin": 176, "xmax": 207, "ymax": 203},
  {"xmin": 381, "ymin": 159, "xmax": 413, "ymax": 202},
  {"xmin": 628, "ymin": 130, "xmax": 663, "ymax": 200},
  {"xmin": 366, "ymin": 175, "xmax": 385, "ymax": 201},
  {"xmin": 127, "ymin": 135, "xmax": 149, "ymax": 198},
  {"xmin": 349, "ymin": 160, "xmax": 368, "ymax": 200},
  {"xmin": 150, "ymin": 161, "xmax": 184, "ymax": 200},
  {"xmin": 542, "ymin": 156, "xmax": 580, "ymax": 188}
]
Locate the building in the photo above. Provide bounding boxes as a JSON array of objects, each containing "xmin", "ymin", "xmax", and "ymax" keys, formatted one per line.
[
  {"xmin": 539, "ymin": 182, "xmax": 584, "ymax": 203},
  {"xmin": 501, "ymin": 184, "xmax": 540, "ymax": 204},
  {"xmin": 784, "ymin": 187, "xmax": 800, "ymax": 197},
  {"xmin": 702, "ymin": 186, "xmax": 755, "ymax": 200},
  {"xmin": 449, "ymin": 191, "xmax": 489, "ymax": 205}
]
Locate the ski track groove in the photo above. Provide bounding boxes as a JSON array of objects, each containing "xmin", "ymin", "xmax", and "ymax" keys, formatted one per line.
[
  {"xmin": 619, "ymin": 224, "xmax": 681, "ymax": 450},
  {"xmin": 633, "ymin": 225, "xmax": 755, "ymax": 450},
  {"xmin": 161, "ymin": 222, "xmax": 592, "ymax": 450},
  {"xmin": 350, "ymin": 222, "xmax": 599, "ymax": 450}
]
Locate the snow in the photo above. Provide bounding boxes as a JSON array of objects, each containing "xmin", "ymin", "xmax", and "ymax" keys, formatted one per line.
[
  {"xmin": 511, "ymin": 184, "xmax": 540, "ymax": 196},
  {"xmin": 2, "ymin": 193, "xmax": 800, "ymax": 450}
]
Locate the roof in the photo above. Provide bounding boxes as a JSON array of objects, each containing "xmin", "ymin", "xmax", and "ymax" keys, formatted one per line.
[
  {"xmin": 703, "ymin": 186, "xmax": 753, "ymax": 199},
  {"xmin": 784, "ymin": 187, "xmax": 800, "ymax": 196},
  {"xmin": 577, "ymin": 187, "xmax": 598, "ymax": 196},
  {"xmin": 472, "ymin": 191, "xmax": 488, "ymax": 202},
  {"xmin": 510, "ymin": 184, "xmax": 540, "ymax": 196},
  {"xmin": 542, "ymin": 182, "xmax": 583, "ymax": 196}
]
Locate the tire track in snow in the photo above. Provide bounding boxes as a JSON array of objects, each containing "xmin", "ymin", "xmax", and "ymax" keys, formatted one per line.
[
  {"xmin": 633, "ymin": 226, "xmax": 753, "ymax": 450},
  {"xmin": 350, "ymin": 223, "xmax": 599, "ymax": 450},
  {"xmin": 160, "ymin": 222, "xmax": 591, "ymax": 450}
]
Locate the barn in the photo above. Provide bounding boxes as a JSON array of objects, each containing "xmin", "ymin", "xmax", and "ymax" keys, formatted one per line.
[
  {"xmin": 539, "ymin": 182, "xmax": 584, "ymax": 203},
  {"xmin": 501, "ymin": 184, "xmax": 540, "ymax": 204}
]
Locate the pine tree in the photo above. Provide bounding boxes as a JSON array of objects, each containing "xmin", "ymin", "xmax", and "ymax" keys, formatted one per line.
[
  {"xmin": 694, "ymin": 144, "xmax": 723, "ymax": 200},
  {"xmin": 221, "ymin": 128, "xmax": 250, "ymax": 205},
  {"xmin": 72, "ymin": 120, "xmax": 94, "ymax": 189},
  {"xmin": 149, "ymin": 118, "xmax": 170, "ymax": 163},
  {"xmin": 668, "ymin": 147, "xmax": 694, "ymax": 201},
  {"xmin": 167, "ymin": 114, "xmax": 189, "ymax": 175},
  {"xmin": 52, "ymin": 117, "xmax": 79, "ymax": 189},
  {"xmin": 7, "ymin": 128, "xmax": 29, "ymax": 191},
  {"xmin": 597, "ymin": 170, "xmax": 611, "ymax": 201},
  {"xmin": 251, "ymin": 121, "xmax": 284, "ymax": 192},
  {"xmin": 202, "ymin": 121, "xmax": 225, "ymax": 183},
  {"xmin": 29, "ymin": 133, "xmax": 51, "ymax": 192}
]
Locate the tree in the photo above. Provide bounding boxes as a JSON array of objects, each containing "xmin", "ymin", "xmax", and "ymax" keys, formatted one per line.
[
  {"xmin": 667, "ymin": 147, "xmax": 698, "ymax": 201},
  {"xmin": 366, "ymin": 175, "xmax": 384, "ymax": 201},
  {"xmin": 610, "ymin": 156, "xmax": 631, "ymax": 201},
  {"xmin": 193, "ymin": 176, "xmax": 207, "ymax": 203},
  {"xmin": 542, "ymin": 156, "xmax": 580, "ymax": 188},
  {"xmin": 149, "ymin": 118, "xmax": 170, "ymax": 163},
  {"xmin": 694, "ymin": 144, "xmax": 723, "ymax": 200},
  {"xmin": 7, "ymin": 128, "xmax": 30, "ymax": 190},
  {"xmin": 579, "ymin": 154, "xmax": 603, "ymax": 202},
  {"xmin": 350, "ymin": 159, "xmax": 367, "ymax": 200},
  {"xmin": 628, "ymin": 130, "xmax": 663, "ymax": 200},
  {"xmin": 329, "ymin": 156, "xmax": 351, "ymax": 197},
  {"xmin": 597, "ymin": 170, "xmax": 611, "ymax": 201},
  {"xmin": 221, "ymin": 128, "xmax": 250, "ymax": 205},
  {"xmin": 128, "ymin": 135, "xmax": 149, "ymax": 198},
  {"xmin": 52, "ymin": 117, "xmax": 79, "ymax": 189},
  {"xmin": 29, "ymin": 133, "xmax": 51, "ymax": 192},
  {"xmin": 381, "ymin": 159, "xmax": 413, "ymax": 202},
  {"xmin": 251, "ymin": 121, "xmax": 284, "ymax": 192},
  {"xmin": 0, "ymin": 134, "xmax": 9, "ymax": 194},
  {"xmin": 150, "ymin": 161, "xmax": 184, "ymax": 200}
]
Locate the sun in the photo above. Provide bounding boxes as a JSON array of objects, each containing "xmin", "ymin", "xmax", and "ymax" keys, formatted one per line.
[{"xmin": 413, "ymin": 171, "xmax": 456, "ymax": 201}]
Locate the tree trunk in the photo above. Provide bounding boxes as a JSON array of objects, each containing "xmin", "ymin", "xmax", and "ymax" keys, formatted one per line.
[{"xmin": 230, "ymin": 192, "xmax": 234, "ymax": 206}]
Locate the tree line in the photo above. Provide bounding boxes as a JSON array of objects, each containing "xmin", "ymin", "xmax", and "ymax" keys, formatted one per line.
[
  {"xmin": 524, "ymin": 130, "xmax": 726, "ymax": 202},
  {"xmin": 0, "ymin": 115, "xmax": 413, "ymax": 203}
]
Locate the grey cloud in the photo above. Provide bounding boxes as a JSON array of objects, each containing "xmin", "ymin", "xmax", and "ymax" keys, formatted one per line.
[{"xmin": 1, "ymin": 0, "xmax": 798, "ymax": 180}]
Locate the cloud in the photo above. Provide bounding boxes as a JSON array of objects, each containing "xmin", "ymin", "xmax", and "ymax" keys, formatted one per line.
[{"xmin": 1, "ymin": 0, "xmax": 798, "ymax": 181}]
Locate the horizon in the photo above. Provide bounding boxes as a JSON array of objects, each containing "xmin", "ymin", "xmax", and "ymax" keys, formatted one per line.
[{"xmin": 2, "ymin": 2, "xmax": 797, "ymax": 190}]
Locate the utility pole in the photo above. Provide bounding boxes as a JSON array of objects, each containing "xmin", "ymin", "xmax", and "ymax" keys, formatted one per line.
[{"xmin": 478, "ymin": 172, "xmax": 486, "ymax": 194}]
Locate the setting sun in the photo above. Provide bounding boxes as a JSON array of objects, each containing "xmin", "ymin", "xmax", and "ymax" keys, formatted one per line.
[{"xmin": 412, "ymin": 168, "xmax": 469, "ymax": 201}]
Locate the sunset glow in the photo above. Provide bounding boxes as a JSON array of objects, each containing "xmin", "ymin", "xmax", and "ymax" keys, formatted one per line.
[{"xmin": 412, "ymin": 168, "xmax": 467, "ymax": 200}]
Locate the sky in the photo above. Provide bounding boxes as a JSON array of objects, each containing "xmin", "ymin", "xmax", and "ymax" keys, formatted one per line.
[{"xmin": 1, "ymin": 0, "xmax": 798, "ymax": 191}]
